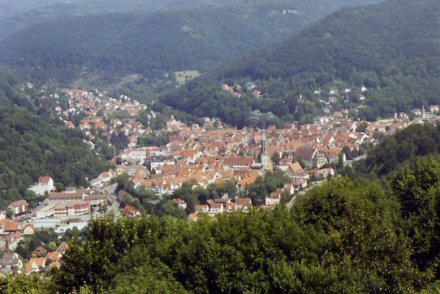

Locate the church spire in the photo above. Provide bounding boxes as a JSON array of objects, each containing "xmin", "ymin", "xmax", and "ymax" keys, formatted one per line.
[{"xmin": 261, "ymin": 126, "xmax": 272, "ymax": 171}]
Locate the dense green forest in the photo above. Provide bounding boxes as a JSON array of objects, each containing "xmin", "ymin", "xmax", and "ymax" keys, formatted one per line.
[
  {"xmin": 0, "ymin": 108, "xmax": 107, "ymax": 208},
  {"xmin": 355, "ymin": 123, "xmax": 440, "ymax": 176},
  {"xmin": 0, "ymin": 0, "xmax": 381, "ymax": 41},
  {"xmin": 2, "ymin": 155, "xmax": 440, "ymax": 292},
  {"xmin": 0, "ymin": 69, "xmax": 107, "ymax": 209},
  {"xmin": 0, "ymin": 0, "xmax": 381, "ymax": 84},
  {"xmin": 163, "ymin": 0, "xmax": 440, "ymax": 126}
]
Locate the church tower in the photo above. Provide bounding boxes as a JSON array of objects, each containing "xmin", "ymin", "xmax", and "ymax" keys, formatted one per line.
[{"xmin": 261, "ymin": 127, "xmax": 273, "ymax": 171}]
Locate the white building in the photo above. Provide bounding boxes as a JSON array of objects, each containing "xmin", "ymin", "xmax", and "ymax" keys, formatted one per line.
[
  {"xmin": 29, "ymin": 176, "xmax": 55, "ymax": 196},
  {"xmin": 265, "ymin": 190, "xmax": 281, "ymax": 206},
  {"xmin": 120, "ymin": 148, "xmax": 147, "ymax": 163}
]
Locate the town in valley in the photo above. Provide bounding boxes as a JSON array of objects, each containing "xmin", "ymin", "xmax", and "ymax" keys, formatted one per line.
[{"xmin": 1, "ymin": 84, "xmax": 439, "ymax": 276}]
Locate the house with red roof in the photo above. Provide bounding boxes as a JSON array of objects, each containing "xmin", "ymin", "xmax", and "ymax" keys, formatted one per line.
[
  {"xmin": 29, "ymin": 176, "xmax": 55, "ymax": 196},
  {"xmin": 265, "ymin": 189, "xmax": 282, "ymax": 206},
  {"xmin": 223, "ymin": 157, "xmax": 255, "ymax": 170},
  {"xmin": 207, "ymin": 200, "xmax": 224, "ymax": 215},
  {"xmin": 295, "ymin": 146, "xmax": 327, "ymax": 169},
  {"xmin": 235, "ymin": 197, "xmax": 252, "ymax": 212},
  {"xmin": 25, "ymin": 258, "xmax": 47, "ymax": 275},
  {"xmin": 33, "ymin": 246, "xmax": 48, "ymax": 258},
  {"xmin": 122, "ymin": 205, "xmax": 141, "ymax": 217}
]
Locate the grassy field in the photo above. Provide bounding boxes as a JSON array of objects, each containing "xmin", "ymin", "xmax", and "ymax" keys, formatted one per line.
[{"xmin": 175, "ymin": 70, "xmax": 201, "ymax": 86}]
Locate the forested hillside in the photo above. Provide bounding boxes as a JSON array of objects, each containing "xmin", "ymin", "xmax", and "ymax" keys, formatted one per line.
[
  {"xmin": 2, "ymin": 156, "xmax": 440, "ymax": 292},
  {"xmin": 0, "ymin": 0, "xmax": 381, "ymax": 84},
  {"xmin": 0, "ymin": 70, "xmax": 106, "ymax": 209},
  {"xmin": 0, "ymin": 109, "xmax": 107, "ymax": 208},
  {"xmin": 163, "ymin": 0, "xmax": 440, "ymax": 126},
  {"xmin": 355, "ymin": 123, "xmax": 440, "ymax": 176},
  {"xmin": 0, "ymin": 0, "xmax": 381, "ymax": 41}
]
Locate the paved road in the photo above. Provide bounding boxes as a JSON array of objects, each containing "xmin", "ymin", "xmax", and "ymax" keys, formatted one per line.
[{"xmin": 16, "ymin": 199, "xmax": 50, "ymax": 222}]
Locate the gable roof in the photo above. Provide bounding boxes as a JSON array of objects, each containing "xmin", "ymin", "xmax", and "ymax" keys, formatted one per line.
[
  {"xmin": 25, "ymin": 258, "xmax": 47, "ymax": 274},
  {"xmin": 8, "ymin": 199, "xmax": 28, "ymax": 208},
  {"xmin": 38, "ymin": 176, "xmax": 53, "ymax": 184},
  {"xmin": 295, "ymin": 146, "xmax": 317, "ymax": 160},
  {"xmin": 123, "ymin": 205, "xmax": 141, "ymax": 216},
  {"xmin": 4, "ymin": 222, "xmax": 21, "ymax": 232}
]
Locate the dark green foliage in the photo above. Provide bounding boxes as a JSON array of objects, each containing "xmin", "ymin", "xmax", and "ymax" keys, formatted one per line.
[
  {"xmin": 391, "ymin": 156, "xmax": 440, "ymax": 276},
  {"xmin": 246, "ymin": 169, "xmax": 290, "ymax": 203},
  {"xmin": 0, "ymin": 274, "xmax": 49, "ymax": 293},
  {"xmin": 137, "ymin": 132, "xmax": 173, "ymax": 147},
  {"xmin": 49, "ymin": 172, "xmax": 437, "ymax": 293},
  {"xmin": 110, "ymin": 131, "xmax": 129, "ymax": 151},
  {"xmin": 356, "ymin": 124, "xmax": 440, "ymax": 176},
  {"xmin": 0, "ymin": 67, "xmax": 34, "ymax": 111},
  {"xmin": 15, "ymin": 230, "xmax": 59, "ymax": 260},
  {"xmin": 0, "ymin": 108, "xmax": 106, "ymax": 208},
  {"xmin": 3, "ymin": 156, "xmax": 438, "ymax": 292},
  {"xmin": 164, "ymin": 0, "xmax": 440, "ymax": 126},
  {"xmin": 0, "ymin": 0, "xmax": 382, "ymax": 84}
]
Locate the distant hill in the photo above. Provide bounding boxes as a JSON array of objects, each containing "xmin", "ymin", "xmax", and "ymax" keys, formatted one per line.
[
  {"xmin": 0, "ymin": 0, "xmax": 381, "ymax": 40},
  {"xmin": 162, "ymin": 0, "xmax": 440, "ymax": 126},
  {"xmin": 0, "ymin": 70, "xmax": 106, "ymax": 209},
  {"xmin": 0, "ymin": 0, "xmax": 381, "ymax": 84}
]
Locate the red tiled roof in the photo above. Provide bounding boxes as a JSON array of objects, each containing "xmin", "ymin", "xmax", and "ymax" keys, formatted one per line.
[
  {"xmin": 38, "ymin": 176, "xmax": 52, "ymax": 183},
  {"xmin": 123, "ymin": 205, "xmax": 140, "ymax": 216},
  {"xmin": 49, "ymin": 190, "xmax": 85, "ymax": 201},
  {"xmin": 223, "ymin": 157, "xmax": 254, "ymax": 166},
  {"xmin": 235, "ymin": 197, "xmax": 252, "ymax": 205}
]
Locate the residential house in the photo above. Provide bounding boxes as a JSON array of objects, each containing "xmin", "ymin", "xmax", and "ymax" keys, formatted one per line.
[
  {"xmin": 7, "ymin": 200, "xmax": 28, "ymax": 216},
  {"xmin": 295, "ymin": 146, "xmax": 327, "ymax": 169},
  {"xmin": 25, "ymin": 258, "xmax": 47, "ymax": 275},
  {"xmin": 283, "ymin": 183, "xmax": 295, "ymax": 195},
  {"xmin": 147, "ymin": 155, "xmax": 175, "ymax": 172},
  {"xmin": 235, "ymin": 197, "xmax": 252, "ymax": 213},
  {"xmin": 4, "ymin": 221, "xmax": 23, "ymax": 234},
  {"xmin": 57, "ymin": 242, "xmax": 69, "ymax": 254},
  {"xmin": 170, "ymin": 199, "xmax": 187, "ymax": 210},
  {"xmin": 207, "ymin": 200, "xmax": 224, "ymax": 215},
  {"xmin": 90, "ymin": 171, "xmax": 113, "ymax": 188},
  {"xmin": 46, "ymin": 251, "xmax": 62, "ymax": 268},
  {"xmin": 6, "ymin": 233, "xmax": 23, "ymax": 251},
  {"xmin": 23, "ymin": 224, "xmax": 35, "ymax": 236},
  {"xmin": 265, "ymin": 190, "xmax": 282, "ymax": 206},
  {"xmin": 33, "ymin": 246, "xmax": 48, "ymax": 258},
  {"xmin": 195, "ymin": 205, "xmax": 209, "ymax": 214},
  {"xmin": 29, "ymin": 176, "xmax": 55, "ymax": 196},
  {"xmin": 315, "ymin": 168, "xmax": 335, "ymax": 180},
  {"xmin": 223, "ymin": 157, "xmax": 255, "ymax": 170},
  {"xmin": 180, "ymin": 149, "xmax": 201, "ymax": 164},
  {"xmin": 292, "ymin": 179, "xmax": 308, "ymax": 190},
  {"xmin": 0, "ymin": 219, "xmax": 10, "ymax": 235},
  {"xmin": 120, "ymin": 148, "xmax": 147, "ymax": 164},
  {"xmin": 0, "ymin": 253, "xmax": 23, "ymax": 274},
  {"xmin": 213, "ymin": 198, "xmax": 234, "ymax": 213},
  {"xmin": 122, "ymin": 205, "xmax": 141, "ymax": 217}
]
